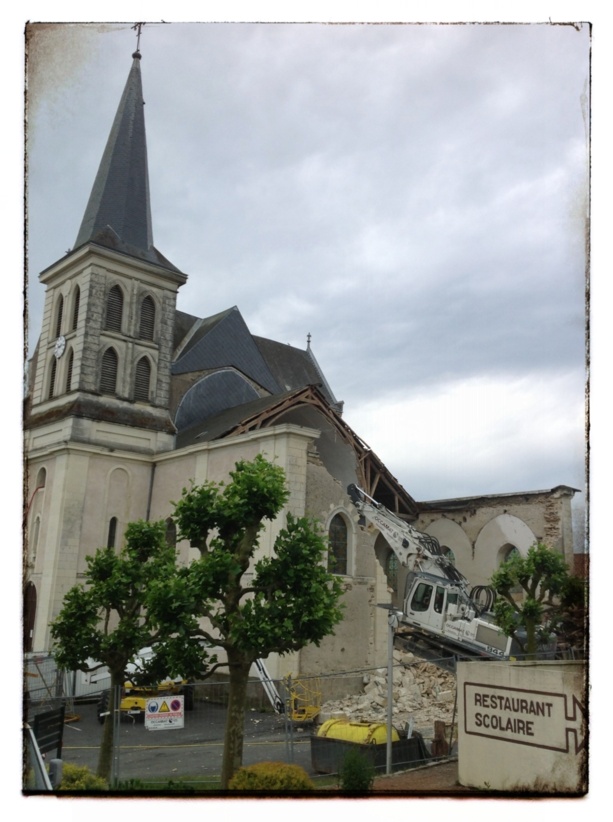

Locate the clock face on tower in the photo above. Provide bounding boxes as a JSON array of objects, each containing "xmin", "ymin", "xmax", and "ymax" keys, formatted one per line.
[{"xmin": 54, "ymin": 335, "xmax": 66, "ymax": 359}]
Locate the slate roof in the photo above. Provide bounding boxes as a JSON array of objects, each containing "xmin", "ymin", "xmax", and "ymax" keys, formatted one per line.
[
  {"xmin": 73, "ymin": 51, "xmax": 182, "ymax": 275},
  {"xmin": 253, "ymin": 336, "xmax": 340, "ymax": 410},
  {"xmin": 171, "ymin": 306, "xmax": 281, "ymax": 395}
]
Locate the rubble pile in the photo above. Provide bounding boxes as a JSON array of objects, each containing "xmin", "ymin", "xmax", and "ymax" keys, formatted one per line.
[{"xmin": 318, "ymin": 650, "xmax": 457, "ymax": 735}]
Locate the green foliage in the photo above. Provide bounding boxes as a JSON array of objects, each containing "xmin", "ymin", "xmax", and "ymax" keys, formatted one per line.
[
  {"xmin": 490, "ymin": 542, "xmax": 586, "ymax": 656},
  {"xmin": 58, "ymin": 764, "xmax": 108, "ymax": 791},
  {"xmin": 338, "ymin": 747, "xmax": 376, "ymax": 792},
  {"xmin": 228, "ymin": 761, "xmax": 314, "ymax": 792},
  {"xmin": 239, "ymin": 513, "xmax": 345, "ymax": 654},
  {"xmin": 172, "ymin": 456, "xmax": 344, "ymax": 662},
  {"xmin": 170, "ymin": 455, "xmax": 344, "ymax": 788},
  {"xmin": 172, "ymin": 454, "xmax": 289, "ymax": 552},
  {"xmin": 50, "ymin": 518, "xmax": 212, "ymax": 781}
]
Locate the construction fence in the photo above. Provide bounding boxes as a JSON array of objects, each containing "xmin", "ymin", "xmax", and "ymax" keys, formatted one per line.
[{"xmin": 24, "ymin": 651, "xmax": 459, "ymax": 788}]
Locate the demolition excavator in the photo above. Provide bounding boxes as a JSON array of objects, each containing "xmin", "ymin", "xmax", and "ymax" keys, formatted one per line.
[{"xmin": 347, "ymin": 484, "xmax": 523, "ymax": 663}]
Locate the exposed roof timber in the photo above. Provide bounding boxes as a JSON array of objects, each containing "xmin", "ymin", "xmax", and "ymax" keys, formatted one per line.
[{"xmin": 225, "ymin": 384, "xmax": 418, "ymax": 520}]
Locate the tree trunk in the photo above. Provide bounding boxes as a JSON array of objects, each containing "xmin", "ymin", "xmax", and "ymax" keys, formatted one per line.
[
  {"xmin": 525, "ymin": 620, "xmax": 538, "ymax": 659},
  {"xmin": 220, "ymin": 651, "xmax": 252, "ymax": 789},
  {"xmin": 97, "ymin": 671, "xmax": 122, "ymax": 782}
]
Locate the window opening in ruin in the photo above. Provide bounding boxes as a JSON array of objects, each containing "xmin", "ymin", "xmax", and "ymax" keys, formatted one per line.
[{"xmin": 441, "ymin": 546, "xmax": 456, "ymax": 565}]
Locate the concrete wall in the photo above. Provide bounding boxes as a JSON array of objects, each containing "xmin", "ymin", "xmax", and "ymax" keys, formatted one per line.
[{"xmin": 457, "ymin": 660, "xmax": 587, "ymax": 794}]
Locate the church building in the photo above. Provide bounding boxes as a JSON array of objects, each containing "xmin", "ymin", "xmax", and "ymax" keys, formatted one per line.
[{"xmin": 24, "ymin": 48, "xmax": 577, "ymax": 682}]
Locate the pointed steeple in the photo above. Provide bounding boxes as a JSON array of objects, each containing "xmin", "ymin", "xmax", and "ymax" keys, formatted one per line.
[{"xmin": 74, "ymin": 50, "xmax": 180, "ymax": 273}]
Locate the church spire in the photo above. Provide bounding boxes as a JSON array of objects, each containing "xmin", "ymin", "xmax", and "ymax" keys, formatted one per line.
[{"xmin": 74, "ymin": 46, "xmax": 179, "ymax": 272}]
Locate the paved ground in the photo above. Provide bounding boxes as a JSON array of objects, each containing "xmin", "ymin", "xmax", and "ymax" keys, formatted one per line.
[
  {"xmin": 59, "ymin": 698, "xmax": 312, "ymax": 784},
  {"xmin": 46, "ymin": 698, "xmax": 469, "ymax": 795},
  {"xmin": 372, "ymin": 759, "xmax": 471, "ymax": 794}
]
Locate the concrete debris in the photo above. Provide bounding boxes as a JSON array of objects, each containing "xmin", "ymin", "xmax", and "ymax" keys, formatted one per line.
[{"xmin": 318, "ymin": 651, "xmax": 457, "ymax": 737}]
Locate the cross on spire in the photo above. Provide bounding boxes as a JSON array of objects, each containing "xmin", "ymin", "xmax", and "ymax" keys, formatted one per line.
[{"xmin": 132, "ymin": 22, "xmax": 146, "ymax": 53}]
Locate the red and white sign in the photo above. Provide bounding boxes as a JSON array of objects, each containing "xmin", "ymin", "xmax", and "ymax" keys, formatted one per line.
[{"xmin": 145, "ymin": 695, "xmax": 185, "ymax": 731}]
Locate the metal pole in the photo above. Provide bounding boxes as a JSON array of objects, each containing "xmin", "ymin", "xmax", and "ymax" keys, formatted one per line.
[
  {"xmin": 111, "ymin": 683, "xmax": 121, "ymax": 788},
  {"xmin": 386, "ymin": 611, "xmax": 399, "ymax": 775}
]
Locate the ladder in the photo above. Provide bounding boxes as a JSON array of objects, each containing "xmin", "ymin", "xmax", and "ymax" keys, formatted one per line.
[{"xmin": 253, "ymin": 659, "xmax": 285, "ymax": 714}]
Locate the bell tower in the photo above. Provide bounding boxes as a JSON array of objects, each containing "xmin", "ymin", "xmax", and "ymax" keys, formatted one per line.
[
  {"xmin": 26, "ymin": 48, "xmax": 187, "ymax": 452},
  {"xmin": 24, "ymin": 43, "xmax": 188, "ymax": 651}
]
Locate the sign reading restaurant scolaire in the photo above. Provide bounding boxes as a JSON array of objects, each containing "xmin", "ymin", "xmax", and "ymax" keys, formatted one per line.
[
  {"xmin": 463, "ymin": 682, "xmax": 585, "ymax": 754},
  {"xmin": 145, "ymin": 695, "xmax": 185, "ymax": 731}
]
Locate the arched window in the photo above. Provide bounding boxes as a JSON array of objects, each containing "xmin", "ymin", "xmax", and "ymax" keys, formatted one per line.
[
  {"xmin": 105, "ymin": 285, "xmax": 123, "ymax": 332},
  {"xmin": 71, "ymin": 286, "xmax": 80, "ymax": 331},
  {"xmin": 441, "ymin": 546, "xmax": 456, "ymax": 565},
  {"xmin": 499, "ymin": 544, "xmax": 522, "ymax": 594},
  {"xmin": 30, "ymin": 515, "xmax": 41, "ymax": 566},
  {"xmin": 139, "ymin": 296, "xmax": 155, "ymax": 340},
  {"xmin": 47, "ymin": 357, "xmax": 57, "ymax": 399},
  {"xmin": 134, "ymin": 357, "xmax": 151, "ymax": 402},
  {"xmin": 328, "ymin": 514, "xmax": 348, "ymax": 575},
  {"xmin": 500, "ymin": 545, "xmax": 520, "ymax": 565},
  {"xmin": 36, "ymin": 468, "xmax": 46, "ymax": 488},
  {"xmin": 54, "ymin": 295, "xmax": 64, "ymax": 338},
  {"xmin": 386, "ymin": 550, "xmax": 398, "ymax": 592},
  {"xmin": 165, "ymin": 518, "xmax": 177, "ymax": 548},
  {"xmin": 100, "ymin": 348, "xmax": 118, "ymax": 395},
  {"xmin": 65, "ymin": 349, "xmax": 74, "ymax": 393},
  {"xmin": 107, "ymin": 517, "xmax": 118, "ymax": 549}
]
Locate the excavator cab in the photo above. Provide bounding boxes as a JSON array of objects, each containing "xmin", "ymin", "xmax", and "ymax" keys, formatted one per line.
[{"xmin": 403, "ymin": 573, "xmax": 476, "ymax": 636}]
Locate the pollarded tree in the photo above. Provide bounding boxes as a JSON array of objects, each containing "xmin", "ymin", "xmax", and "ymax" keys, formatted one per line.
[
  {"xmin": 490, "ymin": 541, "xmax": 586, "ymax": 658},
  {"xmin": 49, "ymin": 520, "xmax": 211, "ymax": 782},
  {"xmin": 170, "ymin": 454, "xmax": 345, "ymax": 788}
]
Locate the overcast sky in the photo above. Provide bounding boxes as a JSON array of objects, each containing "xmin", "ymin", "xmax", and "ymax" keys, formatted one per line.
[{"xmin": 25, "ymin": 20, "xmax": 589, "ymax": 514}]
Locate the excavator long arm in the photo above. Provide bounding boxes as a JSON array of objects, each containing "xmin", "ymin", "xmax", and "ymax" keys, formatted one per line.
[{"xmin": 347, "ymin": 484, "xmax": 467, "ymax": 587}]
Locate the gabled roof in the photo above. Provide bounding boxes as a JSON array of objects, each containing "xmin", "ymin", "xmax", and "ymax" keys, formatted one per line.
[{"xmin": 73, "ymin": 51, "xmax": 181, "ymax": 275}]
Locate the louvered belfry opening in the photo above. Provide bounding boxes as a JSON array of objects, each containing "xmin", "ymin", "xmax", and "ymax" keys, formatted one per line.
[
  {"xmin": 48, "ymin": 358, "xmax": 57, "ymax": 399},
  {"xmin": 139, "ymin": 295, "xmax": 155, "ymax": 340},
  {"xmin": 71, "ymin": 286, "xmax": 80, "ymax": 331},
  {"xmin": 55, "ymin": 295, "xmax": 64, "ymax": 338},
  {"xmin": 134, "ymin": 356, "xmax": 151, "ymax": 402},
  {"xmin": 65, "ymin": 350, "xmax": 74, "ymax": 392},
  {"xmin": 105, "ymin": 285, "xmax": 123, "ymax": 331},
  {"xmin": 100, "ymin": 348, "xmax": 118, "ymax": 395}
]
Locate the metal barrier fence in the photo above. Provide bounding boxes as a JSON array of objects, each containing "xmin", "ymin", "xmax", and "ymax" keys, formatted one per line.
[{"xmin": 24, "ymin": 655, "xmax": 459, "ymax": 789}]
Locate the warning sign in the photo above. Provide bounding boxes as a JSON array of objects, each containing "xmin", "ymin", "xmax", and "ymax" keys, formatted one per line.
[{"xmin": 145, "ymin": 695, "xmax": 185, "ymax": 730}]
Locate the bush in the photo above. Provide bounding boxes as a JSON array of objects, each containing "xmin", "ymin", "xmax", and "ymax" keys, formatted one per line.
[
  {"xmin": 339, "ymin": 748, "xmax": 375, "ymax": 792},
  {"xmin": 228, "ymin": 762, "xmax": 314, "ymax": 792},
  {"xmin": 58, "ymin": 764, "xmax": 108, "ymax": 791}
]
